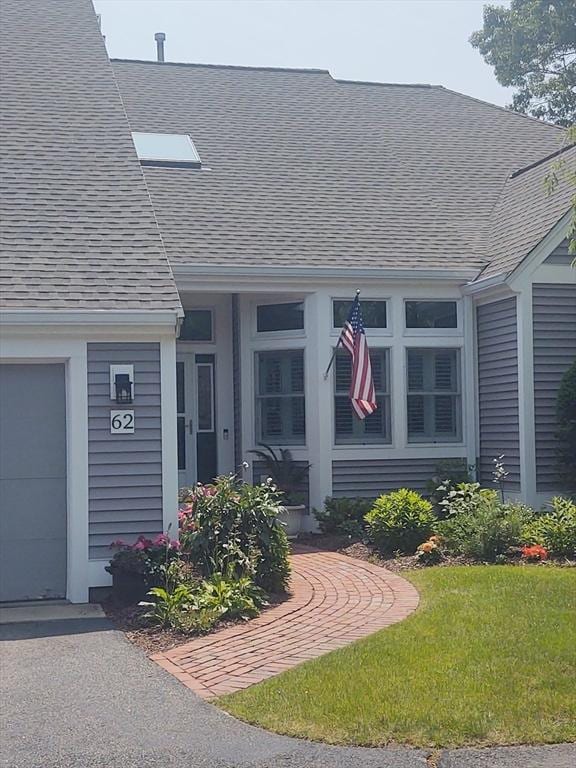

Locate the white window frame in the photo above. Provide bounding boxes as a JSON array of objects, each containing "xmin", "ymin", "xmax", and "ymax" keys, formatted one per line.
[
  {"xmin": 330, "ymin": 296, "xmax": 392, "ymax": 339},
  {"xmin": 254, "ymin": 348, "xmax": 306, "ymax": 446},
  {"xmin": 333, "ymin": 346, "xmax": 392, "ymax": 445},
  {"xmin": 251, "ymin": 297, "xmax": 306, "ymax": 340},
  {"xmin": 405, "ymin": 346, "xmax": 463, "ymax": 444}
]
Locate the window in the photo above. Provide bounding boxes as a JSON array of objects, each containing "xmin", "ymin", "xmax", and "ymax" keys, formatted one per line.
[
  {"xmin": 257, "ymin": 302, "xmax": 304, "ymax": 333},
  {"xmin": 407, "ymin": 348, "xmax": 461, "ymax": 442},
  {"xmin": 179, "ymin": 310, "xmax": 213, "ymax": 341},
  {"xmin": 256, "ymin": 350, "xmax": 305, "ymax": 444},
  {"xmin": 405, "ymin": 301, "xmax": 457, "ymax": 329},
  {"xmin": 131, "ymin": 132, "xmax": 201, "ymax": 168},
  {"xmin": 333, "ymin": 299, "xmax": 387, "ymax": 329},
  {"xmin": 334, "ymin": 348, "xmax": 391, "ymax": 443}
]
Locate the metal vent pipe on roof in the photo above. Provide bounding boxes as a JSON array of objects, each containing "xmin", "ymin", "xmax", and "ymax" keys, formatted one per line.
[{"xmin": 154, "ymin": 32, "xmax": 166, "ymax": 63}]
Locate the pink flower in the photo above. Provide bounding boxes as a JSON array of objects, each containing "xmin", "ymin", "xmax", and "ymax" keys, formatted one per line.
[
  {"xmin": 153, "ymin": 533, "xmax": 169, "ymax": 546},
  {"xmin": 132, "ymin": 540, "xmax": 147, "ymax": 551},
  {"xmin": 109, "ymin": 539, "xmax": 126, "ymax": 549},
  {"xmin": 170, "ymin": 540, "xmax": 181, "ymax": 551}
]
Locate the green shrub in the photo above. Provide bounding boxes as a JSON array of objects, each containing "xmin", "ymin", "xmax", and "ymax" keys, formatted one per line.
[
  {"xmin": 427, "ymin": 460, "xmax": 474, "ymax": 517},
  {"xmin": 365, "ymin": 489, "xmax": 435, "ymax": 554},
  {"xmin": 180, "ymin": 475, "xmax": 291, "ymax": 593},
  {"xmin": 438, "ymin": 482, "xmax": 496, "ymax": 518},
  {"xmin": 314, "ymin": 497, "xmax": 373, "ymax": 537},
  {"xmin": 437, "ymin": 494, "xmax": 534, "ymax": 562},
  {"xmin": 522, "ymin": 497, "xmax": 576, "ymax": 558},
  {"xmin": 556, "ymin": 360, "xmax": 576, "ymax": 488}
]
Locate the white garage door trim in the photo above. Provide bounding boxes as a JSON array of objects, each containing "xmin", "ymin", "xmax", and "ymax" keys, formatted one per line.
[{"xmin": 0, "ymin": 339, "xmax": 89, "ymax": 603}]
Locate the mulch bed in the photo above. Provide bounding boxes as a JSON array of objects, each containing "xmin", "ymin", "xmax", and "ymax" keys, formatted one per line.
[
  {"xmin": 103, "ymin": 590, "xmax": 290, "ymax": 655},
  {"xmin": 296, "ymin": 533, "xmax": 574, "ymax": 572}
]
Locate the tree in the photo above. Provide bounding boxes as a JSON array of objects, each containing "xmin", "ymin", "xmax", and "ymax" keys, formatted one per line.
[{"xmin": 470, "ymin": 0, "xmax": 576, "ymax": 127}]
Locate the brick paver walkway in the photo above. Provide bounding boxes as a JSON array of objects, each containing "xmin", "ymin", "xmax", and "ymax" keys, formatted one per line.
[{"xmin": 150, "ymin": 546, "xmax": 419, "ymax": 699}]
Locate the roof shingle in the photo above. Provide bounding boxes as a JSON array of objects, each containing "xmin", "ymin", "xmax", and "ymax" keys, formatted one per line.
[
  {"xmin": 112, "ymin": 60, "xmax": 565, "ymax": 274},
  {"xmin": 0, "ymin": 0, "xmax": 181, "ymax": 312},
  {"xmin": 480, "ymin": 145, "xmax": 575, "ymax": 279}
]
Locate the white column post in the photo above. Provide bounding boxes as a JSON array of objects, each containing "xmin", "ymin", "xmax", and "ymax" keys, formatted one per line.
[
  {"xmin": 517, "ymin": 289, "xmax": 537, "ymax": 505},
  {"xmin": 305, "ymin": 291, "xmax": 333, "ymax": 528},
  {"xmin": 463, "ymin": 294, "xmax": 478, "ymax": 474},
  {"xmin": 66, "ymin": 344, "xmax": 89, "ymax": 604},
  {"xmin": 160, "ymin": 337, "xmax": 179, "ymax": 537}
]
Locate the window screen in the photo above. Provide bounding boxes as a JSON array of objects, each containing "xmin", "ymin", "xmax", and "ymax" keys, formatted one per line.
[
  {"xmin": 179, "ymin": 310, "xmax": 213, "ymax": 341},
  {"xmin": 257, "ymin": 302, "xmax": 304, "ymax": 332},
  {"xmin": 333, "ymin": 300, "xmax": 387, "ymax": 329},
  {"xmin": 405, "ymin": 301, "xmax": 457, "ymax": 329}
]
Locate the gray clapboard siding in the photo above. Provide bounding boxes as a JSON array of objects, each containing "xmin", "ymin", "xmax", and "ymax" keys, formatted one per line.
[
  {"xmin": 476, "ymin": 298, "xmax": 521, "ymax": 490},
  {"xmin": 88, "ymin": 342, "xmax": 163, "ymax": 559},
  {"xmin": 533, "ymin": 284, "xmax": 576, "ymax": 492},
  {"xmin": 332, "ymin": 458, "xmax": 461, "ymax": 497},
  {"xmin": 544, "ymin": 240, "xmax": 573, "ymax": 265}
]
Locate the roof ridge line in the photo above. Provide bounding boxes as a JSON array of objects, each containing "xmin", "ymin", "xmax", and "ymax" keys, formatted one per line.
[
  {"xmin": 510, "ymin": 142, "xmax": 576, "ymax": 179},
  {"xmin": 332, "ymin": 77, "xmax": 435, "ymax": 89},
  {"xmin": 111, "ymin": 58, "xmax": 329, "ymax": 75}
]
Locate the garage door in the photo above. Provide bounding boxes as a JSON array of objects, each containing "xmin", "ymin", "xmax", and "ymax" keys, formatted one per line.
[{"xmin": 0, "ymin": 364, "xmax": 67, "ymax": 601}]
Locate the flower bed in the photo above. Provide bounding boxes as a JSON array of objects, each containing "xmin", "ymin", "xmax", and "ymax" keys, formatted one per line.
[{"xmin": 104, "ymin": 474, "xmax": 292, "ymax": 649}]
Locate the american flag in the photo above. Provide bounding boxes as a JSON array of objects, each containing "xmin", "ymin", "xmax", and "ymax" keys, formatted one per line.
[{"xmin": 339, "ymin": 294, "xmax": 377, "ymax": 419}]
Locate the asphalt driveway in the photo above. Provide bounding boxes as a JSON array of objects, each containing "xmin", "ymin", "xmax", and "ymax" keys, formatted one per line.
[{"xmin": 1, "ymin": 618, "xmax": 574, "ymax": 768}]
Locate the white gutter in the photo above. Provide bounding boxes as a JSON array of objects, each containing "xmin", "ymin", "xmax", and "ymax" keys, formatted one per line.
[
  {"xmin": 172, "ymin": 264, "xmax": 480, "ymax": 282},
  {"xmin": 462, "ymin": 273, "xmax": 507, "ymax": 295},
  {"xmin": 0, "ymin": 310, "xmax": 183, "ymax": 327}
]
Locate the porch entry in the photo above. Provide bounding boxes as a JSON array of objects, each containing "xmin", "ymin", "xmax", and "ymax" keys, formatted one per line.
[{"xmin": 176, "ymin": 352, "xmax": 217, "ymax": 488}]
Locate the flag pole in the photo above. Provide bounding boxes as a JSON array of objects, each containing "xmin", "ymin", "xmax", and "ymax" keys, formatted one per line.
[{"xmin": 323, "ymin": 290, "xmax": 360, "ymax": 380}]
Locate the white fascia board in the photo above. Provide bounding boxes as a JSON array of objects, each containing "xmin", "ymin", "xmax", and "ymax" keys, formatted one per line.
[{"xmin": 173, "ymin": 264, "xmax": 480, "ymax": 290}]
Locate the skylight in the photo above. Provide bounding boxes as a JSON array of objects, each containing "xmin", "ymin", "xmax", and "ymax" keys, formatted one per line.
[{"xmin": 131, "ymin": 132, "xmax": 201, "ymax": 168}]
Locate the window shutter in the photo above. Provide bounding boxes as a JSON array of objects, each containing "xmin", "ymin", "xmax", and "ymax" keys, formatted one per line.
[
  {"xmin": 335, "ymin": 396, "xmax": 353, "ymax": 435},
  {"xmin": 408, "ymin": 352, "xmax": 424, "ymax": 391},
  {"xmin": 434, "ymin": 352, "xmax": 454, "ymax": 390},
  {"xmin": 434, "ymin": 395, "xmax": 455, "ymax": 434},
  {"xmin": 290, "ymin": 353, "xmax": 304, "ymax": 393},
  {"xmin": 407, "ymin": 395, "xmax": 425, "ymax": 434}
]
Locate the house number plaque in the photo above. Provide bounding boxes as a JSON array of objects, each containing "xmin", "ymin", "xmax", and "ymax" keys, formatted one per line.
[{"xmin": 110, "ymin": 410, "xmax": 135, "ymax": 434}]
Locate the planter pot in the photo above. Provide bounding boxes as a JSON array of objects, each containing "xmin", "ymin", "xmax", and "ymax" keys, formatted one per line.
[
  {"xmin": 278, "ymin": 505, "xmax": 306, "ymax": 538},
  {"xmin": 107, "ymin": 569, "xmax": 149, "ymax": 605}
]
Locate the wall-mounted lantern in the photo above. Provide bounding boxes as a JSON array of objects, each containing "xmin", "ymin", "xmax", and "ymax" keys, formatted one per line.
[
  {"xmin": 114, "ymin": 373, "xmax": 133, "ymax": 404},
  {"xmin": 109, "ymin": 364, "xmax": 134, "ymax": 403}
]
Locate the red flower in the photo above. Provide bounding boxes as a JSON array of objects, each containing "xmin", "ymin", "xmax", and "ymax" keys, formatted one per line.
[{"xmin": 521, "ymin": 544, "xmax": 548, "ymax": 561}]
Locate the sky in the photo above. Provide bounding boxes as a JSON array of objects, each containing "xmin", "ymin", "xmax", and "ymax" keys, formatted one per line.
[{"xmin": 94, "ymin": 0, "xmax": 512, "ymax": 107}]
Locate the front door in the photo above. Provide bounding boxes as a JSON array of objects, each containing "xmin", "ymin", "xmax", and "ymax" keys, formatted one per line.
[{"xmin": 177, "ymin": 352, "xmax": 217, "ymax": 489}]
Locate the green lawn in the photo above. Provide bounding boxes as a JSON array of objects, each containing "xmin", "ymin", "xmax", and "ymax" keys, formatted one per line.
[{"xmin": 218, "ymin": 566, "xmax": 576, "ymax": 748}]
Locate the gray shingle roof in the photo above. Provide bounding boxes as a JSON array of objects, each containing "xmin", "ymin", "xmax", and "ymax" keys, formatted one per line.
[
  {"xmin": 112, "ymin": 60, "xmax": 565, "ymax": 273},
  {"xmin": 479, "ymin": 145, "xmax": 575, "ymax": 280},
  {"xmin": 0, "ymin": 0, "xmax": 181, "ymax": 312}
]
